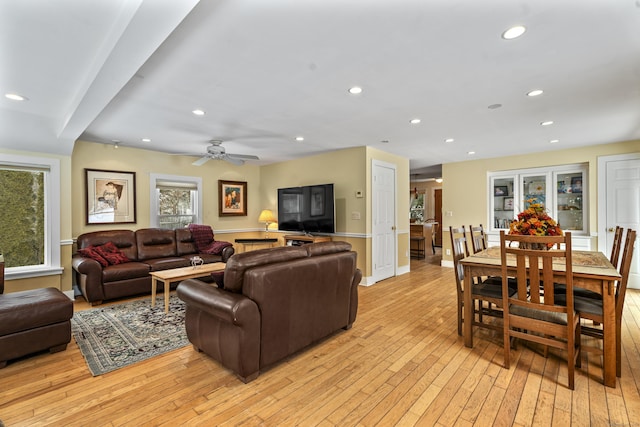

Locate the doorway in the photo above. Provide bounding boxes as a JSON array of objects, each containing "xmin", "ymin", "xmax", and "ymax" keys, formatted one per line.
[
  {"xmin": 372, "ymin": 160, "xmax": 397, "ymax": 283},
  {"xmin": 598, "ymin": 153, "xmax": 640, "ymax": 289},
  {"xmin": 434, "ymin": 188, "xmax": 442, "ymax": 247}
]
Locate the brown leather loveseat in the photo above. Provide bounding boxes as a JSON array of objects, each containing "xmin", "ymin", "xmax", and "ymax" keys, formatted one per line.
[
  {"xmin": 72, "ymin": 228, "xmax": 234, "ymax": 305},
  {"xmin": 177, "ymin": 241, "xmax": 361, "ymax": 383}
]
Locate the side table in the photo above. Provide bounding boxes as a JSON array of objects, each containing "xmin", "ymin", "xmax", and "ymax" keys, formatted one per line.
[{"xmin": 234, "ymin": 238, "xmax": 279, "ymax": 253}]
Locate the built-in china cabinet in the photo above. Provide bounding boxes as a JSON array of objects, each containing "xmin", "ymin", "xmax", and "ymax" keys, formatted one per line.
[{"xmin": 487, "ymin": 163, "xmax": 589, "ymax": 248}]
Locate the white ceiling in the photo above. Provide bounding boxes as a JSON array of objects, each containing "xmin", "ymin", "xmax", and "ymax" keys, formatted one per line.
[{"xmin": 2, "ymin": 0, "xmax": 640, "ymax": 179}]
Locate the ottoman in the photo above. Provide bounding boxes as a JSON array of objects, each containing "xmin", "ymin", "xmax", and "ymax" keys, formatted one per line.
[{"xmin": 0, "ymin": 287, "xmax": 74, "ymax": 368}]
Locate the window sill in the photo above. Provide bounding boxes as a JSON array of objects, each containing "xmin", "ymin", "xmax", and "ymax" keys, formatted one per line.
[{"xmin": 5, "ymin": 266, "xmax": 64, "ymax": 280}]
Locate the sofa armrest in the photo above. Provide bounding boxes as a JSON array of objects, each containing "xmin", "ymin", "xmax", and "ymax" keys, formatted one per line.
[
  {"xmin": 349, "ymin": 268, "xmax": 362, "ymax": 327},
  {"xmin": 221, "ymin": 245, "xmax": 235, "ymax": 263},
  {"xmin": 177, "ymin": 278, "xmax": 256, "ymax": 326},
  {"xmin": 71, "ymin": 255, "xmax": 106, "ymax": 303}
]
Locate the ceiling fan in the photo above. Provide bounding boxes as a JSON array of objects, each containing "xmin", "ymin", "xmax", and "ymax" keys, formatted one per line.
[{"xmin": 190, "ymin": 140, "xmax": 260, "ymax": 166}]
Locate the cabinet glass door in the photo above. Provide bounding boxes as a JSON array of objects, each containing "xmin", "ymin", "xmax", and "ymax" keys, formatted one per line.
[
  {"xmin": 555, "ymin": 171, "xmax": 584, "ymax": 231},
  {"xmin": 491, "ymin": 176, "xmax": 515, "ymax": 230},
  {"xmin": 521, "ymin": 174, "xmax": 548, "ymax": 208}
]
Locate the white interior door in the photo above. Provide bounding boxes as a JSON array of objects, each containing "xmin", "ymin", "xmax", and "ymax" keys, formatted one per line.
[
  {"xmin": 599, "ymin": 154, "xmax": 640, "ymax": 289},
  {"xmin": 372, "ymin": 160, "xmax": 396, "ymax": 282}
]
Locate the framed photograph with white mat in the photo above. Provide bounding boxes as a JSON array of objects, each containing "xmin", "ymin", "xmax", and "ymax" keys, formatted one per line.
[{"xmin": 85, "ymin": 168, "xmax": 136, "ymax": 224}]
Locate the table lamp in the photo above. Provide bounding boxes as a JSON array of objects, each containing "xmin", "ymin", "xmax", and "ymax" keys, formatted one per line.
[{"xmin": 258, "ymin": 209, "xmax": 277, "ymax": 237}]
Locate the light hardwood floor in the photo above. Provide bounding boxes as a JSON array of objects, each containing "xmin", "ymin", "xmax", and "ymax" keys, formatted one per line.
[{"xmin": 2, "ymin": 252, "xmax": 640, "ymax": 426}]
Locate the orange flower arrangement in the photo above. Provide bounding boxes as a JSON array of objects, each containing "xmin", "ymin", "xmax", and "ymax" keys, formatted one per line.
[{"xmin": 509, "ymin": 198, "xmax": 563, "ymax": 238}]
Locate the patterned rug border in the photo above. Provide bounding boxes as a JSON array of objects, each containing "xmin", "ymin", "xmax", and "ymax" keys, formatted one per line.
[{"xmin": 71, "ymin": 295, "xmax": 188, "ymax": 376}]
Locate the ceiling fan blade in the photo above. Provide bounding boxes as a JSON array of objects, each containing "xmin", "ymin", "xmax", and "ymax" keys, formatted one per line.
[
  {"xmin": 223, "ymin": 155, "xmax": 245, "ymax": 166},
  {"xmin": 192, "ymin": 156, "xmax": 211, "ymax": 166},
  {"xmin": 227, "ymin": 153, "xmax": 260, "ymax": 160}
]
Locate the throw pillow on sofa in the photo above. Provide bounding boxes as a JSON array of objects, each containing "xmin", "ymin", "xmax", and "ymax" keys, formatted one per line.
[
  {"xmin": 94, "ymin": 242, "xmax": 130, "ymax": 265},
  {"xmin": 77, "ymin": 246, "xmax": 109, "ymax": 267}
]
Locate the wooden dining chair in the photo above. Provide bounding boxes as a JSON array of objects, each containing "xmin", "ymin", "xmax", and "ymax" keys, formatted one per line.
[
  {"xmin": 556, "ymin": 226, "xmax": 625, "ymax": 301},
  {"xmin": 450, "ymin": 226, "xmax": 512, "ymax": 336},
  {"xmin": 469, "ymin": 224, "xmax": 487, "ymax": 254},
  {"xmin": 556, "ymin": 229, "xmax": 636, "ymax": 378},
  {"xmin": 500, "ymin": 231, "xmax": 580, "ymax": 390}
]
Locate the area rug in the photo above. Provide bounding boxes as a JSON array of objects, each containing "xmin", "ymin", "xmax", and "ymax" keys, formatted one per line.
[{"xmin": 71, "ymin": 295, "xmax": 188, "ymax": 376}]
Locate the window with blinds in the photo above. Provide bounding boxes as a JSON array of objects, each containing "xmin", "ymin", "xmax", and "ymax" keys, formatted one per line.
[{"xmin": 150, "ymin": 174, "xmax": 202, "ymax": 229}]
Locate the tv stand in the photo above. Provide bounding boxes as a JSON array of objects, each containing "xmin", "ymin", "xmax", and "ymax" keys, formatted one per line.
[{"xmin": 284, "ymin": 234, "xmax": 332, "ymax": 246}]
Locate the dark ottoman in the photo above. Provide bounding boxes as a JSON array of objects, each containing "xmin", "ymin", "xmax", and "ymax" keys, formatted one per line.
[{"xmin": 0, "ymin": 288, "xmax": 73, "ymax": 368}]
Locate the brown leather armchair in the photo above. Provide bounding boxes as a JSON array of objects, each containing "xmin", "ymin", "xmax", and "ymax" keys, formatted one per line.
[
  {"xmin": 0, "ymin": 258, "xmax": 74, "ymax": 368},
  {"xmin": 177, "ymin": 241, "xmax": 361, "ymax": 382}
]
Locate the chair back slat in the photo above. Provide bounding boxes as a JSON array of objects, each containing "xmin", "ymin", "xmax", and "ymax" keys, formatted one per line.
[
  {"xmin": 449, "ymin": 226, "xmax": 468, "ymax": 295},
  {"xmin": 469, "ymin": 224, "xmax": 487, "ymax": 253},
  {"xmin": 610, "ymin": 226, "xmax": 624, "ymax": 269},
  {"xmin": 616, "ymin": 229, "xmax": 636, "ymax": 314}
]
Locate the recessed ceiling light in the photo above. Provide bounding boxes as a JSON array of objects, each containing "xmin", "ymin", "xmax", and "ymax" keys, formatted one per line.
[
  {"xmin": 527, "ymin": 89, "xmax": 544, "ymax": 97},
  {"xmin": 142, "ymin": 138, "xmax": 151, "ymax": 142},
  {"xmin": 410, "ymin": 118, "xmax": 421, "ymax": 124},
  {"xmin": 5, "ymin": 93, "xmax": 27, "ymax": 101},
  {"xmin": 445, "ymin": 138, "xmax": 455, "ymax": 143},
  {"xmin": 435, "ymin": 178, "xmax": 443, "ymax": 183},
  {"xmin": 550, "ymin": 139, "xmax": 559, "ymax": 143},
  {"xmin": 502, "ymin": 25, "xmax": 526, "ymax": 40},
  {"xmin": 468, "ymin": 151, "xmax": 476, "ymax": 155},
  {"xmin": 488, "ymin": 103, "xmax": 502, "ymax": 109},
  {"xmin": 541, "ymin": 121, "xmax": 554, "ymax": 126},
  {"xmin": 295, "ymin": 136, "xmax": 304, "ymax": 141},
  {"xmin": 348, "ymin": 86, "xmax": 362, "ymax": 94},
  {"xmin": 192, "ymin": 109, "xmax": 205, "ymax": 116}
]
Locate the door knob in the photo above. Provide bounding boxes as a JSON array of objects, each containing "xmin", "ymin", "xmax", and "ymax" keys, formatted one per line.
[{"xmin": 607, "ymin": 227, "xmax": 615, "ymax": 232}]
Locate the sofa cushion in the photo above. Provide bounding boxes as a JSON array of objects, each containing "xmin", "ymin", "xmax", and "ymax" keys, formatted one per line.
[
  {"xmin": 144, "ymin": 257, "xmax": 191, "ymax": 271},
  {"xmin": 95, "ymin": 242, "xmax": 130, "ymax": 265},
  {"xmin": 102, "ymin": 262, "xmax": 150, "ymax": 283},
  {"xmin": 176, "ymin": 228, "xmax": 197, "ymax": 255},
  {"xmin": 305, "ymin": 241, "xmax": 352, "ymax": 257},
  {"xmin": 76, "ymin": 230, "xmax": 138, "ymax": 261},
  {"xmin": 136, "ymin": 228, "xmax": 178, "ymax": 260},
  {"xmin": 77, "ymin": 246, "xmax": 109, "ymax": 267},
  {"xmin": 223, "ymin": 246, "xmax": 308, "ymax": 293}
]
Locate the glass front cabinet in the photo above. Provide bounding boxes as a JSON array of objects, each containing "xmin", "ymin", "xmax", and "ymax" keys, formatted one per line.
[{"xmin": 488, "ymin": 163, "xmax": 588, "ymax": 243}]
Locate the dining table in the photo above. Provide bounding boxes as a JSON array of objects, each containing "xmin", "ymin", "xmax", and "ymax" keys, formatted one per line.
[{"xmin": 460, "ymin": 246, "xmax": 621, "ymax": 388}]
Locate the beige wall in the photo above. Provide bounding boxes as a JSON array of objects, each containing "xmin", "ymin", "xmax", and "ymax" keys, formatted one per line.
[
  {"xmin": 260, "ymin": 146, "xmax": 410, "ymax": 277},
  {"xmin": 441, "ymin": 139, "xmax": 640, "ymax": 263},
  {"xmin": 71, "ymin": 140, "xmax": 262, "ymax": 237}
]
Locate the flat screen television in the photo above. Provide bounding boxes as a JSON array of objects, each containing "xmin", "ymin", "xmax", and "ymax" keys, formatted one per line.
[{"xmin": 277, "ymin": 183, "xmax": 335, "ymax": 234}]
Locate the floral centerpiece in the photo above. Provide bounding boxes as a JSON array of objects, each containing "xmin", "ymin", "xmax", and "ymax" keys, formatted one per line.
[{"xmin": 509, "ymin": 198, "xmax": 562, "ymax": 248}]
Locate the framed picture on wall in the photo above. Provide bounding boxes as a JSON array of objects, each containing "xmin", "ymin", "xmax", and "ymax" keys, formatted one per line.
[
  {"xmin": 218, "ymin": 180, "xmax": 247, "ymax": 216},
  {"xmin": 85, "ymin": 168, "xmax": 137, "ymax": 224}
]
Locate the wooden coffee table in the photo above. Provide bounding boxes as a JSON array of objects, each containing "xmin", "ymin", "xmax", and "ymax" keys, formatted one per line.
[{"xmin": 150, "ymin": 262, "xmax": 226, "ymax": 312}]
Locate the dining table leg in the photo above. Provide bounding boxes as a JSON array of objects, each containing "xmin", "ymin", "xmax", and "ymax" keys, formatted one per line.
[
  {"xmin": 602, "ymin": 279, "xmax": 616, "ymax": 387},
  {"xmin": 463, "ymin": 266, "xmax": 473, "ymax": 348}
]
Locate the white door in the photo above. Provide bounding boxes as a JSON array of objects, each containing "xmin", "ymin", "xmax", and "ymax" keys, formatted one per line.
[
  {"xmin": 372, "ymin": 160, "xmax": 396, "ymax": 282},
  {"xmin": 598, "ymin": 154, "xmax": 640, "ymax": 289}
]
